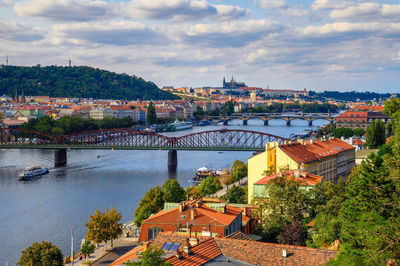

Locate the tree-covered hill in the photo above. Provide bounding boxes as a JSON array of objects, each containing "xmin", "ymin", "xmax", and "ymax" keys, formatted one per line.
[{"xmin": 0, "ymin": 65, "xmax": 177, "ymax": 100}]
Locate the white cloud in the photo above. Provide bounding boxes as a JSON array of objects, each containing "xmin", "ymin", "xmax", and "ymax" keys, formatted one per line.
[
  {"xmin": 14, "ymin": 0, "xmax": 112, "ymax": 22},
  {"xmin": 298, "ymin": 22, "xmax": 381, "ymax": 37},
  {"xmin": 0, "ymin": 0, "xmax": 14, "ymax": 6},
  {"xmin": 122, "ymin": 0, "xmax": 248, "ymax": 21},
  {"xmin": 0, "ymin": 21, "xmax": 45, "ymax": 41},
  {"xmin": 247, "ymin": 49, "xmax": 267, "ymax": 63},
  {"xmin": 330, "ymin": 3, "xmax": 380, "ymax": 20},
  {"xmin": 281, "ymin": 7, "xmax": 310, "ymax": 17},
  {"xmin": 177, "ymin": 19, "xmax": 282, "ymax": 47},
  {"xmin": 311, "ymin": 0, "xmax": 353, "ymax": 11},
  {"xmin": 258, "ymin": 0, "xmax": 287, "ymax": 10},
  {"xmin": 52, "ymin": 21, "xmax": 162, "ymax": 46}
]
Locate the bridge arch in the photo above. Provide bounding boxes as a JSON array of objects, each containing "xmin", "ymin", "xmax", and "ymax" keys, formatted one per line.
[{"xmin": 0, "ymin": 128, "xmax": 59, "ymax": 146}]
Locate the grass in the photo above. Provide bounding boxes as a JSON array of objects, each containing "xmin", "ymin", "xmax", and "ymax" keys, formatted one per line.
[{"xmin": 356, "ymin": 149, "xmax": 378, "ymax": 158}]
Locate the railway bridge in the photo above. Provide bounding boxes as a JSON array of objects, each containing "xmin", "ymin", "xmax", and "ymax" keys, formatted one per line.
[{"xmin": 0, "ymin": 128, "xmax": 287, "ymax": 169}]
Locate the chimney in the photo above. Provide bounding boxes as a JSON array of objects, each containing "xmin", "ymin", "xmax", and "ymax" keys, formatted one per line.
[
  {"xmin": 190, "ymin": 208, "xmax": 195, "ymax": 220},
  {"xmin": 219, "ymin": 205, "xmax": 226, "ymax": 214},
  {"xmin": 195, "ymin": 200, "xmax": 202, "ymax": 208},
  {"xmin": 189, "ymin": 238, "xmax": 199, "ymax": 246},
  {"xmin": 179, "ymin": 203, "xmax": 183, "ymax": 213},
  {"xmin": 183, "ymin": 238, "xmax": 192, "ymax": 255},
  {"xmin": 350, "ymin": 137, "xmax": 353, "ymax": 145}
]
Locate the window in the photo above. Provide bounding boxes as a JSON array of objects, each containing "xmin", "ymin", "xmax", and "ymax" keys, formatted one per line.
[
  {"xmin": 170, "ymin": 243, "xmax": 180, "ymax": 251},
  {"xmin": 162, "ymin": 242, "xmax": 172, "ymax": 250}
]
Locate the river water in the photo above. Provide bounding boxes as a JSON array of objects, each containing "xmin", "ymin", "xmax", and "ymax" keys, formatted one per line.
[{"xmin": 0, "ymin": 119, "xmax": 328, "ymax": 265}]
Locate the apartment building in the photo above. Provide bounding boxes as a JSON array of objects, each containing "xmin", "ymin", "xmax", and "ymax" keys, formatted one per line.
[{"xmin": 248, "ymin": 138, "xmax": 355, "ymax": 203}]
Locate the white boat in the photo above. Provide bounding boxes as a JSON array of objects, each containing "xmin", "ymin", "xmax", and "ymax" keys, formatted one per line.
[
  {"xmin": 18, "ymin": 166, "xmax": 49, "ymax": 180},
  {"xmin": 171, "ymin": 120, "xmax": 193, "ymax": 131}
]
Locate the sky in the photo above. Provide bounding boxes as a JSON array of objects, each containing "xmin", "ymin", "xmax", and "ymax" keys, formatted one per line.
[{"xmin": 1, "ymin": 0, "xmax": 400, "ymax": 92}]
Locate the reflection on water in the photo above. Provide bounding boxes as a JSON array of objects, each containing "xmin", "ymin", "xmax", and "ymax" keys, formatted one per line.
[{"xmin": 0, "ymin": 120, "xmax": 328, "ymax": 264}]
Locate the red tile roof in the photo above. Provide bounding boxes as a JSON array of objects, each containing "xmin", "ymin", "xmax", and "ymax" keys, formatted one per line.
[
  {"xmin": 279, "ymin": 138, "xmax": 355, "ymax": 164},
  {"xmin": 154, "ymin": 232, "xmax": 337, "ymax": 266},
  {"xmin": 164, "ymin": 238, "xmax": 222, "ymax": 266},
  {"xmin": 143, "ymin": 201, "xmax": 243, "ymax": 227},
  {"xmin": 255, "ymin": 170, "xmax": 322, "ymax": 186}
]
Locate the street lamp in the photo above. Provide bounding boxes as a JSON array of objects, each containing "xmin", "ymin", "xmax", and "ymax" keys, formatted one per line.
[{"xmin": 71, "ymin": 225, "xmax": 75, "ymax": 265}]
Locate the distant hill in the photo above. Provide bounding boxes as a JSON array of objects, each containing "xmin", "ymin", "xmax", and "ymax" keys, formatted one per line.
[{"xmin": 0, "ymin": 65, "xmax": 177, "ymax": 100}]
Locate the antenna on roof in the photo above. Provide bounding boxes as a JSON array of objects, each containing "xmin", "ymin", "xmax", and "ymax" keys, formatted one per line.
[
  {"xmin": 69, "ymin": 58, "xmax": 71, "ymax": 67},
  {"xmin": 6, "ymin": 56, "xmax": 8, "ymax": 65}
]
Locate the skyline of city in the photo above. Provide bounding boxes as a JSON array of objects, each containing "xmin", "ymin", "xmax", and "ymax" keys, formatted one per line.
[{"xmin": 1, "ymin": 0, "xmax": 400, "ymax": 92}]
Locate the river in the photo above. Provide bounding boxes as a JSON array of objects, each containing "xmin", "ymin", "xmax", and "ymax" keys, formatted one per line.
[{"xmin": 0, "ymin": 119, "xmax": 328, "ymax": 265}]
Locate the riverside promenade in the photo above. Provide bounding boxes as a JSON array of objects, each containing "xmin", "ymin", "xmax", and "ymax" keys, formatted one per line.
[{"xmin": 70, "ymin": 227, "xmax": 137, "ymax": 266}]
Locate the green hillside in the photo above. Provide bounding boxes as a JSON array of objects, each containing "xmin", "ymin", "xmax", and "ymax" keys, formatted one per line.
[{"xmin": 0, "ymin": 65, "xmax": 177, "ymax": 100}]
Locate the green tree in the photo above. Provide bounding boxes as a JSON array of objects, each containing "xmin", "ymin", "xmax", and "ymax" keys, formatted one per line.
[
  {"xmin": 258, "ymin": 174, "xmax": 313, "ymax": 242},
  {"xmin": 221, "ymin": 185, "xmax": 246, "ymax": 204},
  {"xmin": 146, "ymin": 101, "xmax": 157, "ymax": 125},
  {"xmin": 17, "ymin": 241, "xmax": 63, "ymax": 266},
  {"xmin": 0, "ymin": 111, "xmax": 4, "ymax": 123},
  {"xmin": 85, "ymin": 207, "xmax": 123, "ymax": 249},
  {"xmin": 330, "ymin": 153, "xmax": 400, "ymax": 265},
  {"xmin": 197, "ymin": 175, "xmax": 222, "ymax": 196},
  {"xmin": 185, "ymin": 185, "xmax": 202, "ymax": 199},
  {"xmin": 221, "ymin": 101, "xmax": 234, "ymax": 116},
  {"xmin": 161, "ymin": 179, "xmax": 185, "ymax": 203},
  {"xmin": 307, "ymin": 180, "xmax": 346, "ymax": 248},
  {"xmin": 134, "ymin": 186, "xmax": 164, "ymax": 227},
  {"xmin": 366, "ymin": 119, "xmax": 386, "ymax": 148},
  {"xmin": 127, "ymin": 246, "xmax": 168, "ymax": 266},
  {"xmin": 80, "ymin": 240, "xmax": 95, "ymax": 259},
  {"xmin": 333, "ymin": 127, "xmax": 353, "ymax": 138},
  {"xmin": 230, "ymin": 160, "xmax": 247, "ymax": 183}
]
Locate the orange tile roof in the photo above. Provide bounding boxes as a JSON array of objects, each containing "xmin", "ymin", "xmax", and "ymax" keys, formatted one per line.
[
  {"xmin": 164, "ymin": 238, "xmax": 222, "ymax": 266},
  {"xmin": 279, "ymin": 138, "xmax": 354, "ymax": 164},
  {"xmin": 110, "ymin": 245, "xmax": 145, "ymax": 266},
  {"xmin": 154, "ymin": 232, "xmax": 337, "ymax": 266},
  {"xmin": 143, "ymin": 201, "xmax": 243, "ymax": 227},
  {"xmin": 352, "ymin": 138, "xmax": 365, "ymax": 145},
  {"xmin": 255, "ymin": 170, "xmax": 322, "ymax": 186}
]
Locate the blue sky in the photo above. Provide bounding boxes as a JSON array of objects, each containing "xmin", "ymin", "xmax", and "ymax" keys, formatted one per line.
[{"xmin": 1, "ymin": 0, "xmax": 400, "ymax": 92}]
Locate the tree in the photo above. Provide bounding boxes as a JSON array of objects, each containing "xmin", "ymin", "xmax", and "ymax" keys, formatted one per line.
[
  {"xmin": 0, "ymin": 111, "xmax": 4, "ymax": 124},
  {"xmin": 17, "ymin": 241, "xmax": 63, "ymax": 266},
  {"xmin": 134, "ymin": 186, "xmax": 164, "ymax": 227},
  {"xmin": 161, "ymin": 179, "xmax": 185, "ymax": 203},
  {"xmin": 277, "ymin": 220, "xmax": 308, "ymax": 246},
  {"xmin": 126, "ymin": 246, "xmax": 168, "ymax": 266},
  {"xmin": 185, "ymin": 185, "xmax": 202, "ymax": 199},
  {"xmin": 258, "ymin": 174, "xmax": 313, "ymax": 242},
  {"xmin": 80, "ymin": 240, "xmax": 95, "ymax": 259},
  {"xmin": 221, "ymin": 101, "xmax": 234, "ymax": 116},
  {"xmin": 330, "ymin": 153, "xmax": 400, "ymax": 265},
  {"xmin": 197, "ymin": 175, "xmax": 222, "ymax": 196},
  {"xmin": 146, "ymin": 101, "xmax": 157, "ymax": 125},
  {"xmin": 366, "ymin": 119, "xmax": 386, "ymax": 148},
  {"xmin": 230, "ymin": 160, "xmax": 247, "ymax": 183},
  {"xmin": 85, "ymin": 207, "xmax": 123, "ymax": 249},
  {"xmin": 221, "ymin": 185, "xmax": 246, "ymax": 204}
]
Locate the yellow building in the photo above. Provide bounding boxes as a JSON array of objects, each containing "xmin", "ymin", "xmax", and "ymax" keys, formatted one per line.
[{"xmin": 247, "ymin": 138, "xmax": 355, "ymax": 203}]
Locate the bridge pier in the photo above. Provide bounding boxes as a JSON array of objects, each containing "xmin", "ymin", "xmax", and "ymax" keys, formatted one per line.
[
  {"xmin": 308, "ymin": 120, "xmax": 313, "ymax": 126},
  {"xmin": 286, "ymin": 120, "xmax": 291, "ymax": 126},
  {"xmin": 264, "ymin": 120, "xmax": 268, "ymax": 126},
  {"xmin": 243, "ymin": 120, "xmax": 247, "ymax": 126},
  {"xmin": 223, "ymin": 120, "xmax": 228, "ymax": 126},
  {"xmin": 54, "ymin": 149, "xmax": 67, "ymax": 167},
  {"xmin": 168, "ymin": 150, "xmax": 177, "ymax": 171}
]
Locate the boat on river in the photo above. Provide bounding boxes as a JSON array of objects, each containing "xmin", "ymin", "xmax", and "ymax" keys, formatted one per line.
[{"xmin": 18, "ymin": 166, "xmax": 49, "ymax": 180}]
